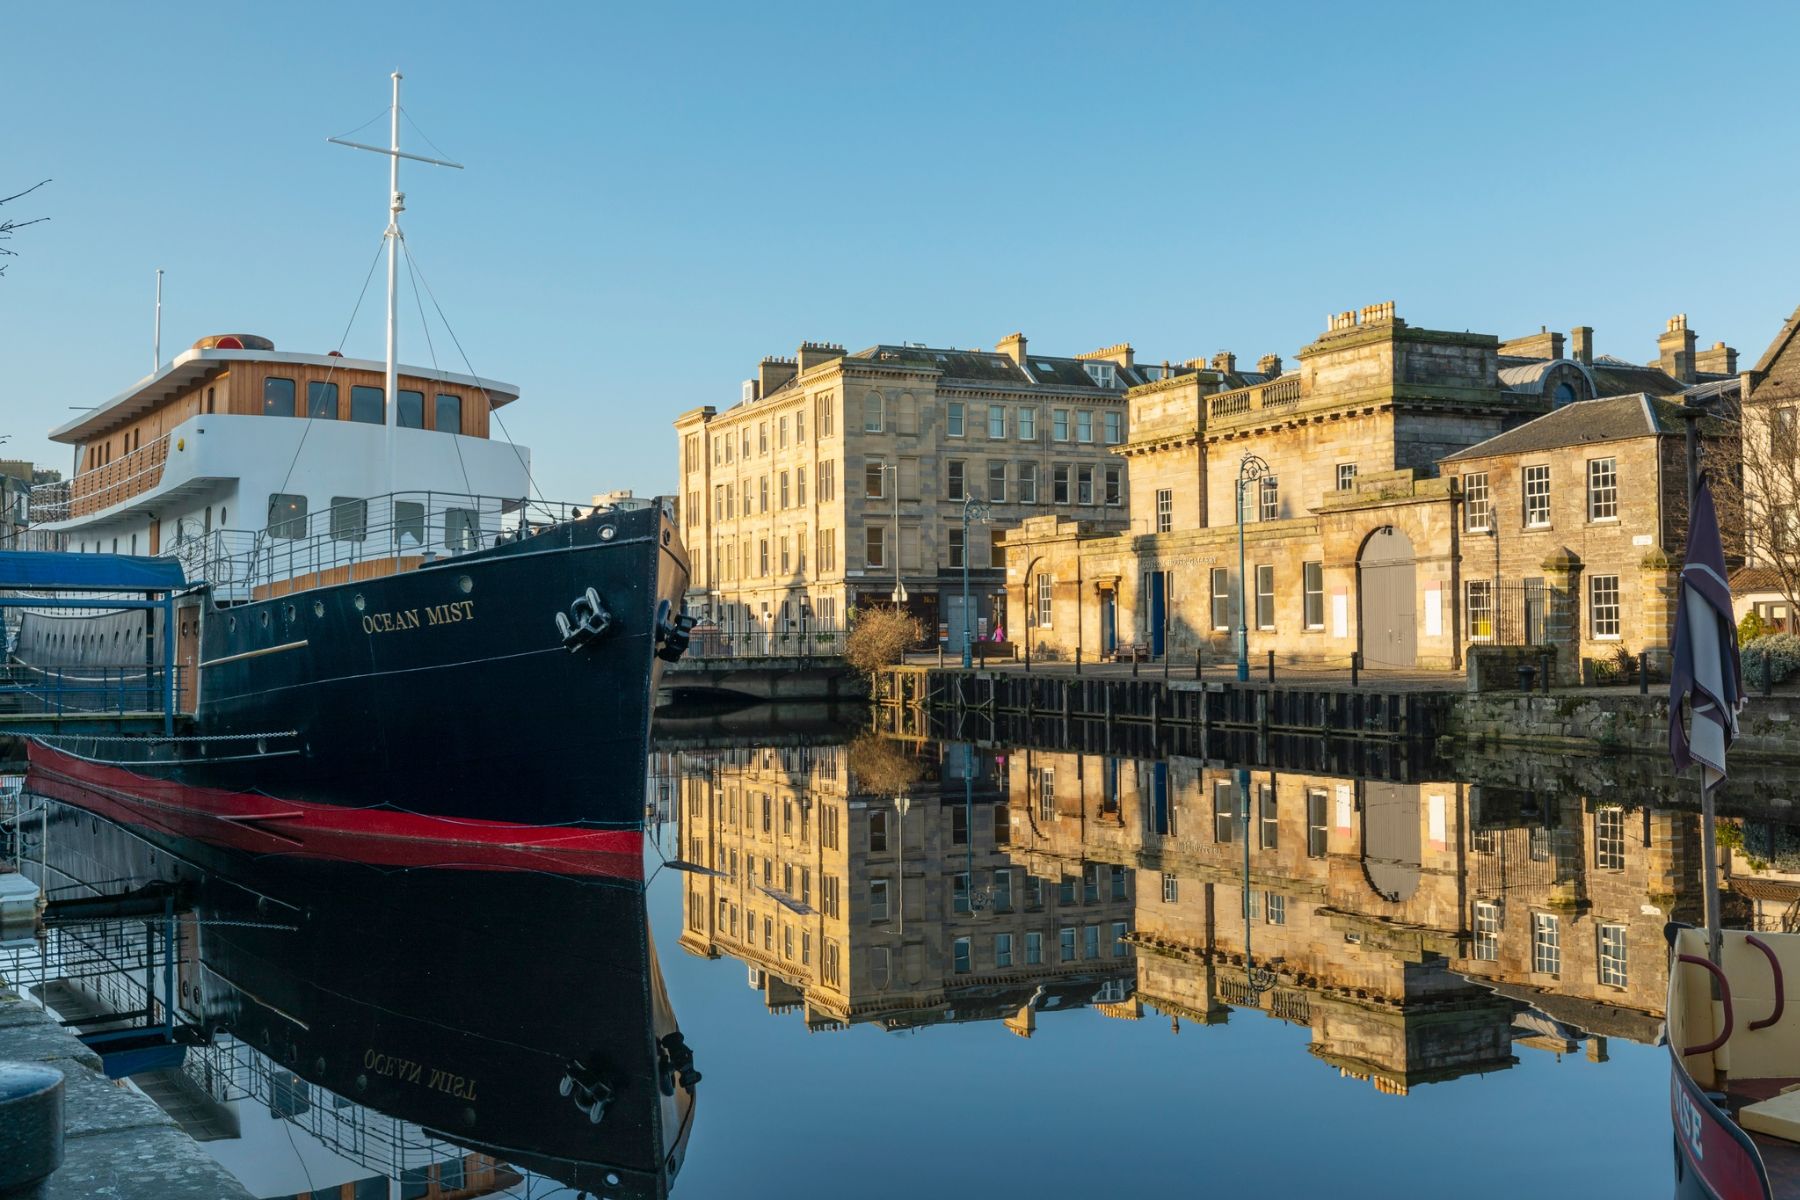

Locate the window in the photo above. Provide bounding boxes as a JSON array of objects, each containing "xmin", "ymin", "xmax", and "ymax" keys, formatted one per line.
[
  {"xmin": 796, "ymin": 467, "xmax": 807, "ymax": 506},
  {"xmin": 948, "ymin": 527, "xmax": 965, "ymax": 568},
  {"xmin": 1076, "ymin": 466, "xmax": 1094, "ymax": 505},
  {"xmin": 825, "ymin": 940, "xmax": 840, "ymax": 985},
  {"xmin": 1587, "ymin": 457, "xmax": 1618, "ymax": 520},
  {"xmin": 1255, "ymin": 564, "xmax": 1275, "ymax": 630},
  {"xmin": 1083, "ymin": 865, "xmax": 1101, "ymax": 904},
  {"xmin": 268, "ymin": 493, "xmax": 308, "ymax": 539},
  {"xmin": 993, "ymin": 867, "xmax": 1013, "ymax": 910},
  {"xmin": 1084, "ymin": 362, "xmax": 1116, "ymax": 387},
  {"xmin": 328, "ymin": 497, "xmax": 367, "ymax": 542},
  {"xmin": 1035, "ymin": 573, "xmax": 1053, "ymax": 628},
  {"xmin": 1336, "ymin": 463, "xmax": 1357, "ymax": 491},
  {"xmin": 307, "ymin": 381, "xmax": 338, "ymax": 419},
  {"xmin": 1037, "ymin": 767, "xmax": 1056, "ymax": 820},
  {"xmin": 864, "ymin": 392, "xmax": 884, "ymax": 432},
  {"xmin": 1466, "ymin": 580, "xmax": 1494, "ymax": 641},
  {"xmin": 1258, "ymin": 784, "xmax": 1278, "ymax": 849},
  {"xmin": 1018, "ymin": 407, "xmax": 1037, "ymax": 440},
  {"xmin": 1211, "ymin": 567, "xmax": 1231, "ymax": 630},
  {"xmin": 778, "ymin": 416, "xmax": 789, "ymax": 449},
  {"xmin": 988, "ymin": 405, "xmax": 1006, "ymax": 439},
  {"xmin": 1053, "ymin": 465, "xmax": 1071, "ymax": 504},
  {"xmin": 1104, "ymin": 410, "xmax": 1122, "ymax": 444},
  {"xmin": 779, "ymin": 472, "xmax": 790, "ymax": 509},
  {"xmin": 1111, "ymin": 865, "xmax": 1128, "ymax": 900},
  {"xmin": 1598, "ymin": 923, "xmax": 1628, "ymax": 988},
  {"xmin": 1104, "ymin": 464, "xmax": 1122, "ymax": 506},
  {"xmin": 1523, "ymin": 465, "xmax": 1551, "ymax": 527},
  {"xmin": 1161, "ymin": 872, "xmax": 1179, "ymax": 903},
  {"xmin": 397, "ymin": 389, "xmax": 424, "ymax": 429},
  {"xmin": 1026, "ymin": 931, "xmax": 1043, "ymax": 964},
  {"xmin": 865, "ymin": 462, "xmax": 886, "ymax": 499},
  {"xmin": 1596, "ymin": 806, "xmax": 1626, "ymax": 870},
  {"xmin": 797, "ymin": 409, "xmax": 806, "ymax": 442},
  {"xmin": 1259, "ymin": 475, "xmax": 1279, "ymax": 521},
  {"xmin": 1303, "ymin": 562, "xmax": 1324, "ymax": 629},
  {"xmin": 756, "ymin": 422, "xmax": 768, "ymax": 455},
  {"xmin": 995, "ymin": 933, "xmax": 1014, "ymax": 967},
  {"xmin": 951, "ymin": 805, "xmax": 968, "ymax": 846},
  {"xmin": 948, "ymin": 459, "xmax": 966, "ymax": 500},
  {"xmin": 444, "ymin": 508, "xmax": 478, "ymax": 551},
  {"xmin": 1214, "ymin": 781, "xmax": 1236, "ymax": 843},
  {"xmin": 819, "ymin": 528, "xmax": 836, "ymax": 572},
  {"xmin": 1774, "ymin": 406, "xmax": 1798, "ymax": 455},
  {"xmin": 1265, "ymin": 892, "xmax": 1285, "ymax": 925},
  {"xmin": 819, "ymin": 394, "xmax": 836, "ymax": 437},
  {"xmin": 954, "ymin": 873, "xmax": 972, "ymax": 913},
  {"xmin": 866, "ymin": 526, "xmax": 885, "ymax": 568},
  {"xmin": 869, "ymin": 879, "xmax": 890, "ymax": 922},
  {"xmin": 1059, "ymin": 875, "xmax": 1078, "ymax": 906},
  {"xmin": 1532, "ymin": 912, "xmax": 1561, "ymax": 975},
  {"xmin": 263, "ymin": 377, "xmax": 297, "ymax": 417},
  {"xmin": 1017, "ymin": 462, "xmax": 1038, "ymax": 503},
  {"xmin": 1473, "ymin": 901, "xmax": 1500, "ymax": 961},
  {"xmin": 988, "ymin": 461, "xmax": 1007, "ymax": 503},
  {"xmin": 1052, "ymin": 409, "xmax": 1070, "ymax": 441},
  {"xmin": 350, "ymin": 385, "xmax": 384, "ymax": 424},
  {"xmin": 1590, "ymin": 574, "xmax": 1621, "ymax": 639},
  {"xmin": 1464, "ymin": 472, "xmax": 1491, "ymax": 532},
  {"xmin": 759, "ymin": 476, "xmax": 769, "ymax": 513},
  {"xmin": 1156, "ymin": 489, "xmax": 1173, "ymax": 533},
  {"xmin": 758, "ymin": 539, "xmax": 769, "ymax": 575},
  {"xmin": 1307, "ymin": 790, "xmax": 1328, "ymax": 858},
  {"xmin": 820, "ymin": 460, "xmax": 835, "ymax": 501},
  {"xmin": 1076, "ymin": 411, "xmax": 1093, "ymax": 443},
  {"xmin": 1059, "ymin": 927, "xmax": 1077, "ymax": 962},
  {"xmin": 947, "ymin": 401, "xmax": 965, "ymax": 438}
]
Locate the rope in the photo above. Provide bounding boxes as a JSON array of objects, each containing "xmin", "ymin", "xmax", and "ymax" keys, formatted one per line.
[{"xmin": 401, "ymin": 241, "xmax": 473, "ymax": 496}]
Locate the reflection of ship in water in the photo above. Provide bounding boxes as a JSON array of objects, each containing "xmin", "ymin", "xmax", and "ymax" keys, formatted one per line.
[
  {"xmin": 10, "ymin": 803, "xmax": 695, "ymax": 1199},
  {"xmin": 662, "ymin": 736, "xmax": 1138, "ymax": 1035}
]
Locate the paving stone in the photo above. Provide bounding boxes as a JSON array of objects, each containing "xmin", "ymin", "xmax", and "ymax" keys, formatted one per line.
[{"xmin": 45, "ymin": 1125, "xmax": 252, "ymax": 1200}]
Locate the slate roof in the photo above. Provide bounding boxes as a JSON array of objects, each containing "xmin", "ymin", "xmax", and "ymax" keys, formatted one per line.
[
  {"xmin": 845, "ymin": 344, "xmax": 1167, "ymax": 392},
  {"xmin": 1441, "ymin": 393, "xmax": 1670, "ymax": 462},
  {"xmin": 1496, "ymin": 357, "xmax": 1596, "ymax": 395},
  {"xmin": 1586, "ymin": 355, "xmax": 1689, "ymax": 398}
]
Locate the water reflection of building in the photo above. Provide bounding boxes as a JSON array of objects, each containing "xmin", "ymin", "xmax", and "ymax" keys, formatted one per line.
[
  {"xmin": 668, "ymin": 739, "xmax": 1136, "ymax": 1033},
  {"xmin": 1000, "ymin": 748, "xmax": 1703, "ymax": 1092}
]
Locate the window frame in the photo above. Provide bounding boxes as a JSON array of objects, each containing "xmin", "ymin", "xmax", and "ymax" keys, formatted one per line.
[
  {"xmin": 1155, "ymin": 488, "xmax": 1173, "ymax": 534},
  {"xmin": 1523, "ymin": 464, "xmax": 1551, "ymax": 528},
  {"xmin": 1255, "ymin": 563, "xmax": 1275, "ymax": 630},
  {"xmin": 1589, "ymin": 574, "xmax": 1622, "ymax": 640},
  {"xmin": 1464, "ymin": 471, "xmax": 1491, "ymax": 532},
  {"xmin": 1587, "ymin": 456, "xmax": 1618, "ymax": 521},
  {"xmin": 1303, "ymin": 561, "xmax": 1324, "ymax": 630}
]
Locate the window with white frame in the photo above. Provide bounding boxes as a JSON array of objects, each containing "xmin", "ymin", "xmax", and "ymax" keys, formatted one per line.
[
  {"xmin": 1018, "ymin": 407, "xmax": 1037, "ymax": 440},
  {"xmin": 1026, "ymin": 931, "xmax": 1043, "ymax": 964},
  {"xmin": 1084, "ymin": 362, "xmax": 1116, "ymax": 387},
  {"xmin": 1211, "ymin": 567, "xmax": 1231, "ymax": 630},
  {"xmin": 1053, "ymin": 464, "xmax": 1071, "ymax": 504},
  {"xmin": 1598, "ymin": 923, "xmax": 1628, "ymax": 988},
  {"xmin": 1161, "ymin": 872, "xmax": 1179, "ymax": 903},
  {"xmin": 1156, "ymin": 489, "xmax": 1173, "ymax": 533},
  {"xmin": 869, "ymin": 879, "xmax": 890, "ymax": 922},
  {"xmin": 1104, "ymin": 464, "xmax": 1122, "ymax": 505},
  {"xmin": 1307, "ymin": 790, "xmax": 1327, "ymax": 858},
  {"xmin": 947, "ymin": 527, "xmax": 965, "ymax": 568},
  {"xmin": 1059, "ymin": 927, "xmax": 1077, "ymax": 962},
  {"xmin": 1104, "ymin": 410, "xmax": 1122, "ymax": 444},
  {"xmin": 1523, "ymin": 465, "xmax": 1551, "ymax": 527},
  {"xmin": 1018, "ymin": 462, "xmax": 1038, "ymax": 504},
  {"xmin": 946, "ymin": 401, "xmax": 964, "ymax": 438},
  {"xmin": 1587, "ymin": 457, "xmax": 1618, "ymax": 521},
  {"xmin": 1259, "ymin": 475, "xmax": 1279, "ymax": 521},
  {"xmin": 1464, "ymin": 471, "xmax": 1491, "ymax": 532},
  {"xmin": 1532, "ymin": 912, "xmax": 1561, "ymax": 975},
  {"xmin": 1255, "ymin": 564, "xmax": 1275, "ymax": 630},
  {"xmin": 865, "ymin": 525, "xmax": 885, "ymax": 569},
  {"xmin": 1052, "ymin": 409, "xmax": 1070, "ymax": 441},
  {"xmin": 1037, "ymin": 766, "xmax": 1055, "ymax": 821},
  {"xmin": 864, "ymin": 393, "xmax": 884, "ymax": 432},
  {"xmin": 1214, "ymin": 781, "xmax": 1236, "ymax": 843},
  {"xmin": 1076, "ymin": 411, "xmax": 1093, "ymax": 443},
  {"xmin": 988, "ymin": 461, "xmax": 1006, "ymax": 503},
  {"xmin": 1336, "ymin": 463, "xmax": 1357, "ymax": 491},
  {"xmin": 1595, "ymin": 806, "xmax": 1626, "ymax": 870},
  {"xmin": 1259, "ymin": 784, "xmax": 1278, "ymax": 849},
  {"xmin": 1590, "ymin": 574, "xmax": 1621, "ymax": 639},
  {"xmin": 995, "ymin": 932, "xmax": 1014, "ymax": 967},
  {"xmin": 1265, "ymin": 892, "xmax": 1285, "ymax": 925},
  {"xmin": 1303, "ymin": 562, "xmax": 1324, "ymax": 629},
  {"xmin": 953, "ymin": 937, "xmax": 971, "ymax": 974},
  {"xmin": 1473, "ymin": 901, "xmax": 1500, "ymax": 961},
  {"xmin": 1036, "ymin": 573, "xmax": 1053, "ymax": 628},
  {"xmin": 1466, "ymin": 579, "xmax": 1494, "ymax": 641},
  {"xmin": 988, "ymin": 405, "xmax": 1006, "ymax": 439},
  {"xmin": 1076, "ymin": 466, "xmax": 1094, "ymax": 505}
]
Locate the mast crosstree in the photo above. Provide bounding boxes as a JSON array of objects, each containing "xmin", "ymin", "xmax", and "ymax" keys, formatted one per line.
[{"xmin": 328, "ymin": 71, "xmax": 464, "ymax": 496}]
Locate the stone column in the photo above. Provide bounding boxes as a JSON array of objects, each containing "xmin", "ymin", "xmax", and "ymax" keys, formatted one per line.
[
  {"xmin": 1636, "ymin": 549, "xmax": 1678, "ymax": 674},
  {"xmin": 1540, "ymin": 548, "xmax": 1583, "ymax": 685}
]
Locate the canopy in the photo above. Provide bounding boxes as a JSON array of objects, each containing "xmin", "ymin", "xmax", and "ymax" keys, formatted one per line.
[{"xmin": 0, "ymin": 551, "xmax": 187, "ymax": 593}]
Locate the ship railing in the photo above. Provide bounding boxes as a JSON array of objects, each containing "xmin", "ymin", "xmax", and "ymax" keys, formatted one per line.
[
  {"xmin": 28, "ymin": 433, "xmax": 172, "ymax": 524},
  {"xmin": 173, "ymin": 490, "xmax": 632, "ymax": 601},
  {"xmin": 0, "ymin": 662, "xmax": 185, "ymax": 717}
]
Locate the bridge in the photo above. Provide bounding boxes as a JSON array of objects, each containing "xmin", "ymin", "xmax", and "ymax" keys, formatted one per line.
[{"xmin": 661, "ymin": 627, "xmax": 863, "ymax": 703}]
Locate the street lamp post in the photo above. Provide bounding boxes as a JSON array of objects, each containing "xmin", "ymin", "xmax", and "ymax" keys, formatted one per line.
[
  {"xmin": 1234, "ymin": 453, "xmax": 1273, "ymax": 682},
  {"xmin": 886, "ymin": 465, "xmax": 906, "ymax": 611},
  {"xmin": 961, "ymin": 495, "xmax": 993, "ymax": 668}
]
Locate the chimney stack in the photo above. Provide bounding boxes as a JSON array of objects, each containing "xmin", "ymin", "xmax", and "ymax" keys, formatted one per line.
[
  {"xmin": 1257, "ymin": 353, "xmax": 1283, "ymax": 377},
  {"xmin": 997, "ymin": 332, "xmax": 1028, "ymax": 365},
  {"xmin": 795, "ymin": 341, "xmax": 844, "ymax": 373},
  {"xmin": 1211, "ymin": 351, "xmax": 1237, "ymax": 374},
  {"xmin": 1658, "ymin": 315, "xmax": 1697, "ymax": 384},
  {"xmin": 1695, "ymin": 340, "xmax": 1739, "ymax": 376},
  {"xmin": 1569, "ymin": 326, "xmax": 1594, "ymax": 365},
  {"xmin": 757, "ymin": 356, "xmax": 797, "ymax": 397}
]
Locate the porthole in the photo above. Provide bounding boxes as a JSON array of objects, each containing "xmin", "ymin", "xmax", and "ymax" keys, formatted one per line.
[
  {"xmin": 284, "ymin": 604, "xmax": 297, "ymax": 623},
  {"xmin": 228, "ymin": 615, "xmax": 237, "ymax": 632},
  {"xmin": 313, "ymin": 600, "xmax": 325, "ymax": 618},
  {"xmin": 457, "ymin": 574, "xmax": 473, "ymax": 594},
  {"xmin": 353, "ymin": 594, "xmax": 366, "ymax": 612},
  {"xmin": 259, "ymin": 610, "xmax": 270, "ymax": 628},
  {"xmin": 599, "ymin": 525, "xmax": 617, "ymax": 541}
]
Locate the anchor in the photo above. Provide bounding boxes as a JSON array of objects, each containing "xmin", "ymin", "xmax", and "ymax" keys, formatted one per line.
[{"xmin": 554, "ymin": 587, "xmax": 614, "ymax": 652}]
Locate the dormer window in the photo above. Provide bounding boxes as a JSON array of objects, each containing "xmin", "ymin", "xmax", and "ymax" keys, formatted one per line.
[{"xmin": 1084, "ymin": 362, "xmax": 1117, "ymax": 388}]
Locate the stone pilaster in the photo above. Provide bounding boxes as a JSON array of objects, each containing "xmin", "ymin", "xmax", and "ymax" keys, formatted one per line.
[{"xmin": 1541, "ymin": 547, "xmax": 1583, "ymax": 685}]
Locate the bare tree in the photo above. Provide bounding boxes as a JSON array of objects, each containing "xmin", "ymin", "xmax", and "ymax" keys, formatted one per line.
[
  {"xmin": 1737, "ymin": 399, "xmax": 1800, "ymax": 620},
  {"xmin": 0, "ymin": 180, "xmax": 50, "ymax": 276}
]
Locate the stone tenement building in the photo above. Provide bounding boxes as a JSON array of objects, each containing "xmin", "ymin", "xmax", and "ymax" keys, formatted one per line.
[
  {"xmin": 673, "ymin": 335, "xmax": 1185, "ymax": 646},
  {"xmin": 1004, "ymin": 304, "xmax": 1738, "ymax": 678},
  {"xmin": 1003, "ymin": 747, "xmax": 1699, "ymax": 1092},
  {"xmin": 667, "ymin": 741, "xmax": 1135, "ymax": 1034}
]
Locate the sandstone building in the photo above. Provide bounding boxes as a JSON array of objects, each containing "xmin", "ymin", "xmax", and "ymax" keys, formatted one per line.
[
  {"xmin": 1004, "ymin": 305, "xmax": 1738, "ymax": 679},
  {"xmin": 673, "ymin": 336, "xmax": 1164, "ymax": 647},
  {"xmin": 1734, "ymin": 305, "xmax": 1800, "ymax": 630}
]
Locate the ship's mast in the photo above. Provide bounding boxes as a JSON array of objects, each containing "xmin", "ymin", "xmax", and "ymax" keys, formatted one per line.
[{"xmin": 329, "ymin": 72, "xmax": 462, "ymax": 499}]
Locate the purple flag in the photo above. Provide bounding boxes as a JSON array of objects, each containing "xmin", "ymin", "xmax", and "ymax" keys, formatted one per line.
[{"xmin": 1669, "ymin": 474, "xmax": 1743, "ymax": 786}]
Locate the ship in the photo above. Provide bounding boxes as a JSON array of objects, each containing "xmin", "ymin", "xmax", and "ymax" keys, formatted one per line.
[{"xmin": 8, "ymin": 73, "xmax": 692, "ymax": 865}]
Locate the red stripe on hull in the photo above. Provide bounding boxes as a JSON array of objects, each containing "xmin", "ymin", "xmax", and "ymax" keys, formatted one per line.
[{"xmin": 25, "ymin": 742, "xmax": 644, "ymax": 880}]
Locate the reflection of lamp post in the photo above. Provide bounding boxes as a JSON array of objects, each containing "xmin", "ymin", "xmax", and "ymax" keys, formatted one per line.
[
  {"xmin": 961, "ymin": 495, "xmax": 993, "ymax": 668},
  {"xmin": 1239, "ymin": 766, "xmax": 1277, "ymax": 998},
  {"xmin": 893, "ymin": 793, "xmax": 911, "ymax": 934},
  {"xmin": 1234, "ymin": 453, "xmax": 1273, "ymax": 682}
]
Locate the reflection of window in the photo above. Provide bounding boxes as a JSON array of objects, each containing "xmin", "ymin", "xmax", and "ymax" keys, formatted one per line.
[
  {"xmin": 1473, "ymin": 901, "xmax": 1499, "ymax": 961},
  {"xmin": 1532, "ymin": 912, "xmax": 1561, "ymax": 975},
  {"xmin": 268, "ymin": 493, "xmax": 308, "ymax": 539},
  {"xmin": 993, "ymin": 868, "xmax": 1012, "ymax": 911},
  {"xmin": 1059, "ymin": 927, "xmax": 1077, "ymax": 962},
  {"xmin": 1259, "ymin": 784, "xmax": 1278, "ymax": 849},
  {"xmin": 869, "ymin": 879, "xmax": 889, "ymax": 922},
  {"xmin": 1265, "ymin": 893, "xmax": 1285, "ymax": 925},
  {"xmin": 995, "ymin": 933, "xmax": 1013, "ymax": 967},
  {"xmin": 1598, "ymin": 923, "xmax": 1628, "ymax": 987},
  {"xmin": 1026, "ymin": 931, "xmax": 1043, "ymax": 964},
  {"xmin": 1105, "ymin": 464, "xmax": 1122, "ymax": 506},
  {"xmin": 951, "ymin": 806, "xmax": 968, "ymax": 845},
  {"xmin": 1595, "ymin": 806, "xmax": 1626, "ymax": 870},
  {"xmin": 328, "ymin": 497, "xmax": 367, "ymax": 542},
  {"xmin": 1307, "ymin": 790, "xmax": 1328, "ymax": 858},
  {"xmin": 1083, "ymin": 925, "xmax": 1101, "ymax": 959},
  {"xmin": 871, "ymin": 946, "xmax": 890, "ymax": 987},
  {"xmin": 1112, "ymin": 919, "xmax": 1129, "ymax": 956},
  {"xmin": 954, "ymin": 873, "xmax": 971, "ymax": 914},
  {"xmin": 1161, "ymin": 872, "xmax": 1179, "ymax": 903},
  {"xmin": 263, "ymin": 377, "xmax": 297, "ymax": 417},
  {"xmin": 1214, "ymin": 781, "xmax": 1236, "ymax": 843}
]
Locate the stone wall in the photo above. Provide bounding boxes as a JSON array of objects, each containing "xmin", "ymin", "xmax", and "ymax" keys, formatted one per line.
[{"xmin": 1451, "ymin": 691, "xmax": 1800, "ymax": 761}]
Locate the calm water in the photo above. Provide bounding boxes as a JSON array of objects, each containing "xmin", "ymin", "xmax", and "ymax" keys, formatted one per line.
[{"xmin": 9, "ymin": 714, "xmax": 1798, "ymax": 1199}]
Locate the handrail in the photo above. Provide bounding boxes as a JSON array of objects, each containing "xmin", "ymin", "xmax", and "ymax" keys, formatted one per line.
[
  {"xmin": 1678, "ymin": 953, "xmax": 1735, "ymax": 1056},
  {"xmin": 1746, "ymin": 934, "xmax": 1786, "ymax": 1031}
]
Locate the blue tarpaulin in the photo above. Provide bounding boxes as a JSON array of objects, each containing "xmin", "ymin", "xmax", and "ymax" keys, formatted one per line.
[{"xmin": 0, "ymin": 550, "xmax": 187, "ymax": 592}]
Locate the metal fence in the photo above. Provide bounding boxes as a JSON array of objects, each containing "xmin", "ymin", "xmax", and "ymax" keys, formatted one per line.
[
  {"xmin": 0, "ymin": 663, "xmax": 185, "ymax": 716},
  {"xmin": 1469, "ymin": 582, "xmax": 1546, "ymax": 647},
  {"xmin": 686, "ymin": 627, "xmax": 848, "ymax": 659}
]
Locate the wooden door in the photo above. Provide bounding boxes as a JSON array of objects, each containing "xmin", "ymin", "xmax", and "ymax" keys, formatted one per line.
[{"xmin": 1358, "ymin": 527, "xmax": 1417, "ymax": 668}]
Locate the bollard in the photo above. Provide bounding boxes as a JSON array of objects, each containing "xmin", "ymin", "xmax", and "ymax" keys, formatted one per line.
[
  {"xmin": 1267, "ymin": 650, "xmax": 1275, "ymax": 683},
  {"xmin": 1350, "ymin": 652, "xmax": 1360, "ymax": 688},
  {"xmin": 0, "ymin": 1062, "xmax": 64, "ymax": 1198},
  {"xmin": 1518, "ymin": 663, "xmax": 1536, "ymax": 693},
  {"xmin": 1195, "ymin": 650, "xmax": 1203, "ymax": 682},
  {"xmin": 1639, "ymin": 651, "xmax": 1649, "ymax": 696},
  {"xmin": 1163, "ymin": 646, "xmax": 1171, "ymax": 684},
  {"xmin": 1075, "ymin": 647, "xmax": 1082, "ymax": 676},
  {"xmin": 1132, "ymin": 653, "xmax": 1140, "ymax": 680}
]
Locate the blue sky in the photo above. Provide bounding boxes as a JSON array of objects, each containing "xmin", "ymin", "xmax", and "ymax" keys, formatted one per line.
[{"xmin": 5, "ymin": 1, "xmax": 1798, "ymax": 504}]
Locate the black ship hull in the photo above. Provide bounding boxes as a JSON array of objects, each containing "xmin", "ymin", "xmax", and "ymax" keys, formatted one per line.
[{"xmin": 24, "ymin": 503, "xmax": 688, "ymax": 862}]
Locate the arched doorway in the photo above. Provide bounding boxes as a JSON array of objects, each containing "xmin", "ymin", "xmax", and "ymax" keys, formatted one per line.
[{"xmin": 1359, "ymin": 525, "xmax": 1417, "ymax": 668}]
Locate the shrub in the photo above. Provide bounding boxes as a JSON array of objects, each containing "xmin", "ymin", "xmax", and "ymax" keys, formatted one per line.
[
  {"xmin": 844, "ymin": 607, "xmax": 924, "ymax": 678},
  {"xmin": 1744, "ymin": 633, "xmax": 1800, "ymax": 691},
  {"xmin": 1740, "ymin": 611, "xmax": 1773, "ymax": 644}
]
